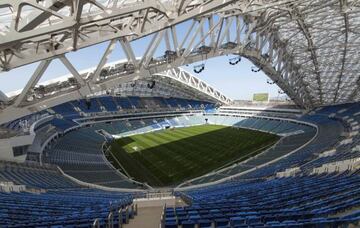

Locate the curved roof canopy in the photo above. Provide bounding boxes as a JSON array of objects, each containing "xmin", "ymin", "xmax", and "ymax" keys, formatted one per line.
[
  {"xmin": 0, "ymin": 0, "xmax": 359, "ymax": 108},
  {"xmin": 271, "ymin": 0, "xmax": 360, "ymax": 106}
]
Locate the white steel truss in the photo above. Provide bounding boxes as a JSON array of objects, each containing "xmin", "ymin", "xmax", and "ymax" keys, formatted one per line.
[
  {"xmin": 154, "ymin": 68, "xmax": 230, "ymax": 104},
  {"xmin": 111, "ymin": 70, "xmax": 228, "ymax": 103},
  {"xmin": 1, "ymin": 0, "xmax": 360, "ymax": 110},
  {"xmin": 0, "ymin": 62, "xmax": 227, "ymax": 124}
]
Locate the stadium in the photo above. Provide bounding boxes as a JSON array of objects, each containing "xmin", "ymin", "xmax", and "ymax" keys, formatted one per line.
[{"xmin": 0, "ymin": 0, "xmax": 360, "ymax": 227}]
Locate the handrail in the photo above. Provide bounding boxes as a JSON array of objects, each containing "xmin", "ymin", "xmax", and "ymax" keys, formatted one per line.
[
  {"xmin": 29, "ymin": 115, "xmax": 54, "ymax": 135},
  {"xmin": 56, "ymin": 166, "xmax": 146, "ymax": 192},
  {"xmin": 118, "ymin": 208, "xmax": 123, "ymax": 228},
  {"xmin": 125, "ymin": 206, "xmax": 129, "ymax": 224},
  {"xmin": 92, "ymin": 219, "xmax": 100, "ymax": 228},
  {"xmin": 160, "ymin": 203, "xmax": 166, "ymax": 228},
  {"xmin": 130, "ymin": 204, "xmax": 135, "ymax": 219},
  {"xmin": 107, "ymin": 212, "xmax": 114, "ymax": 228},
  {"xmin": 39, "ymin": 131, "xmax": 59, "ymax": 165}
]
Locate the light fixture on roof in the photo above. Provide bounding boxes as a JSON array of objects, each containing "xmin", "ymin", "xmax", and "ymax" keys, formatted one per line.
[
  {"xmin": 193, "ymin": 64, "xmax": 205, "ymax": 74},
  {"xmin": 251, "ymin": 66, "xmax": 262, "ymax": 72},
  {"xmin": 147, "ymin": 81, "xmax": 156, "ymax": 89},
  {"xmin": 229, "ymin": 56, "xmax": 241, "ymax": 65},
  {"xmin": 267, "ymin": 79, "xmax": 275, "ymax": 85},
  {"xmin": 262, "ymin": 53, "xmax": 270, "ymax": 59}
]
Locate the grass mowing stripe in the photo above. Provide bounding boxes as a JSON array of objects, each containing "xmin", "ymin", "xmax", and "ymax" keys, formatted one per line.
[
  {"xmin": 124, "ymin": 135, "xmax": 180, "ymax": 181},
  {"xmin": 150, "ymin": 132, "xmax": 217, "ymax": 166},
  {"xmin": 109, "ymin": 124, "xmax": 279, "ymax": 187},
  {"xmin": 123, "ymin": 132, "xmax": 199, "ymax": 184},
  {"xmin": 142, "ymin": 133, "xmax": 206, "ymax": 177},
  {"xmin": 110, "ymin": 142, "xmax": 164, "ymax": 186},
  {"xmin": 152, "ymin": 126, "xmax": 256, "ymax": 173},
  {"xmin": 138, "ymin": 134, "xmax": 196, "ymax": 171}
]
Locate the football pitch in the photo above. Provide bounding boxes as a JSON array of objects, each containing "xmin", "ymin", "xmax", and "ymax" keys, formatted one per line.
[{"xmin": 109, "ymin": 124, "xmax": 279, "ymax": 187}]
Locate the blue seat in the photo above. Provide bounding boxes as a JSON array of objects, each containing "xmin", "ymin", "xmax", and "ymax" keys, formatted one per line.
[
  {"xmin": 181, "ymin": 220, "xmax": 196, "ymax": 228},
  {"xmin": 198, "ymin": 219, "xmax": 212, "ymax": 228},
  {"xmin": 215, "ymin": 218, "xmax": 229, "ymax": 227},
  {"xmin": 164, "ymin": 221, "xmax": 178, "ymax": 228},
  {"xmin": 230, "ymin": 217, "xmax": 246, "ymax": 225}
]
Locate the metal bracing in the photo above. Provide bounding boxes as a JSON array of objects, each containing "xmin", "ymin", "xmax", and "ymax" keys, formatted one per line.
[
  {"xmin": 292, "ymin": 7, "xmax": 324, "ymax": 104},
  {"xmin": 0, "ymin": 7, "xmax": 306, "ymax": 109},
  {"xmin": 153, "ymin": 68, "xmax": 231, "ymax": 104},
  {"xmin": 333, "ymin": 0, "xmax": 349, "ymax": 103},
  {"xmin": 1, "ymin": 0, "xmax": 360, "ymax": 110},
  {"xmin": 13, "ymin": 60, "xmax": 52, "ymax": 107},
  {"xmin": 92, "ymin": 39, "xmax": 118, "ymax": 83},
  {"xmin": 114, "ymin": 73, "xmax": 223, "ymax": 103},
  {"xmin": 0, "ymin": 64, "xmax": 226, "ymax": 124},
  {"xmin": 272, "ymin": 0, "xmax": 360, "ymax": 106},
  {"xmin": 0, "ymin": 0, "xmax": 243, "ymax": 70},
  {"xmin": 59, "ymin": 55, "xmax": 85, "ymax": 86}
]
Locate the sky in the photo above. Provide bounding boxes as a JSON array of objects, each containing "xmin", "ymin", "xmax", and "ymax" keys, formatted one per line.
[{"xmin": 0, "ymin": 21, "xmax": 282, "ymax": 100}]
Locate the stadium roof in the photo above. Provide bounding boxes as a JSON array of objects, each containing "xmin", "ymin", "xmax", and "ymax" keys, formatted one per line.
[
  {"xmin": 0, "ymin": 0, "xmax": 359, "ymax": 109},
  {"xmin": 0, "ymin": 63, "xmax": 230, "ymax": 124},
  {"xmin": 272, "ymin": 0, "xmax": 360, "ymax": 106}
]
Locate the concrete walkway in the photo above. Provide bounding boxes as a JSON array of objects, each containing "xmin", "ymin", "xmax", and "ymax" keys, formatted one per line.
[
  {"xmin": 124, "ymin": 196, "xmax": 187, "ymax": 228},
  {"xmin": 125, "ymin": 206, "xmax": 163, "ymax": 228}
]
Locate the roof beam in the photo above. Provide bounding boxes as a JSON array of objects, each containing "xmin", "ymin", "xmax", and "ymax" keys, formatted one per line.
[
  {"xmin": 292, "ymin": 8, "xmax": 323, "ymax": 104},
  {"xmin": 59, "ymin": 55, "xmax": 85, "ymax": 86},
  {"xmin": 333, "ymin": 0, "xmax": 349, "ymax": 102},
  {"xmin": 14, "ymin": 59, "xmax": 52, "ymax": 107},
  {"xmin": 18, "ymin": 0, "xmax": 71, "ymax": 32}
]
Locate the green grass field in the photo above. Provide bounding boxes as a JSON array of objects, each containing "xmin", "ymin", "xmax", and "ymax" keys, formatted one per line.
[{"xmin": 109, "ymin": 124, "xmax": 279, "ymax": 187}]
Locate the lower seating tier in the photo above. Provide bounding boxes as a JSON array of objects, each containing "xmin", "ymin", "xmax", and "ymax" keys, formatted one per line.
[
  {"xmin": 0, "ymin": 189, "xmax": 136, "ymax": 228},
  {"xmin": 166, "ymin": 173, "xmax": 360, "ymax": 227}
]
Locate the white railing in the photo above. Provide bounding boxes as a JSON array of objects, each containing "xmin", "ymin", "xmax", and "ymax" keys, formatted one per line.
[
  {"xmin": 311, "ymin": 158, "xmax": 360, "ymax": 175},
  {"xmin": 29, "ymin": 115, "xmax": 54, "ymax": 135},
  {"xmin": 57, "ymin": 166, "xmax": 146, "ymax": 193}
]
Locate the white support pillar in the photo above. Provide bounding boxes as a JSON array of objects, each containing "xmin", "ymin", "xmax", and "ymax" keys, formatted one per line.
[
  {"xmin": 14, "ymin": 59, "xmax": 51, "ymax": 107},
  {"xmin": 0, "ymin": 90, "xmax": 8, "ymax": 102},
  {"xmin": 182, "ymin": 18, "xmax": 206, "ymax": 58},
  {"xmin": 218, "ymin": 17, "xmax": 235, "ymax": 46},
  {"xmin": 236, "ymin": 16, "xmax": 241, "ymax": 44},
  {"xmin": 268, "ymin": 35, "xmax": 275, "ymax": 59},
  {"xmin": 170, "ymin": 26, "xmax": 179, "ymax": 54},
  {"xmin": 179, "ymin": 20, "xmax": 196, "ymax": 50},
  {"xmin": 200, "ymin": 21, "xmax": 206, "ymax": 46},
  {"xmin": 192, "ymin": 19, "xmax": 222, "ymax": 50},
  {"xmin": 164, "ymin": 29, "xmax": 172, "ymax": 51},
  {"xmin": 92, "ymin": 39, "xmax": 117, "ymax": 83},
  {"xmin": 59, "ymin": 55, "xmax": 85, "ymax": 86},
  {"xmin": 72, "ymin": 0, "xmax": 85, "ymax": 50},
  {"xmin": 140, "ymin": 31, "xmax": 165, "ymax": 68},
  {"xmin": 119, "ymin": 37, "xmax": 137, "ymax": 65},
  {"xmin": 213, "ymin": 17, "xmax": 224, "ymax": 52},
  {"xmin": 243, "ymin": 21, "xmax": 257, "ymax": 46}
]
